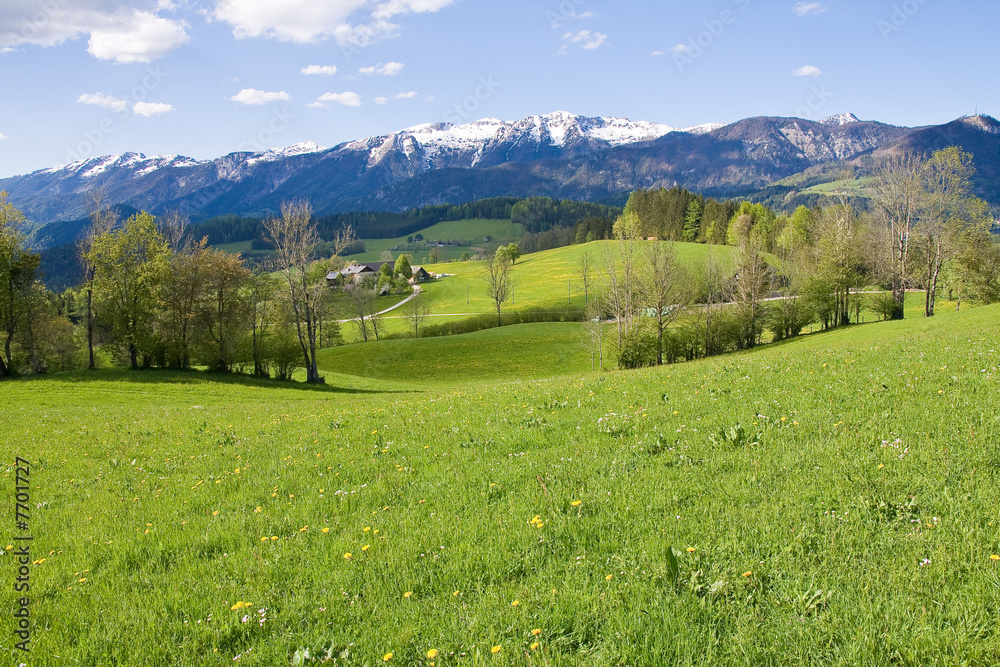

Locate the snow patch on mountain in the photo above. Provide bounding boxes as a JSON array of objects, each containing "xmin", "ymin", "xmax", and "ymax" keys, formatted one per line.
[
  {"xmin": 820, "ymin": 113, "xmax": 861, "ymax": 126},
  {"xmin": 245, "ymin": 141, "xmax": 328, "ymax": 167}
]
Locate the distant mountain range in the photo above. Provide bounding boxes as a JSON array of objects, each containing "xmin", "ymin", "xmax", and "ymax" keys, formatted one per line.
[{"xmin": 4, "ymin": 110, "xmax": 999, "ymax": 248}]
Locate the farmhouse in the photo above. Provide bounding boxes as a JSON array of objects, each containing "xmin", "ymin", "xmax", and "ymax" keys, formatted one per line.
[
  {"xmin": 326, "ymin": 262, "xmax": 386, "ymax": 286},
  {"xmin": 326, "ymin": 262, "xmax": 432, "ymax": 287}
]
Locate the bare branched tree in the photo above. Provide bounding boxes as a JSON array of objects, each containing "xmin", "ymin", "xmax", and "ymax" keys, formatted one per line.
[
  {"xmin": 869, "ymin": 152, "xmax": 922, "ymax": 320},
  {"xmin": 642, "ymin": 241, "xmax": 686, "ymax": 365},
  {"xmin": 484, "ymin": 249, "xmax": 515, "ymax": 326},
  {"xmin": 263, "ymin": 200, "xmax": 343, "ymax": 384}
]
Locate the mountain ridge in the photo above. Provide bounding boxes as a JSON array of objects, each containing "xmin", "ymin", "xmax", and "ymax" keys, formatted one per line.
[{"xmin": 4, "ymin": 111, "xmax": 998, "ymax": 246}]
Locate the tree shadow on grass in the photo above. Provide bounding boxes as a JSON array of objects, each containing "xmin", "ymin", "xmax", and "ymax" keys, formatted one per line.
[{"xmin": 15, "ymin": 368, "xmax": 416, "ymax": 395}]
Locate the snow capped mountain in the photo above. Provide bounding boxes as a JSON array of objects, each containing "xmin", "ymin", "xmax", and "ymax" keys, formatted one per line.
[
  {"xmin": 245, "ymin": 141, "xmax": 328, "ymax": 167},
  {"xmin": 820, "ymin": 112, "xmax": 861, "ymax": 126},
  {"xmin": 340, "ymin": 112, "xmax": 691, "ymax": 169},
  {"xmin": 14, "ymin": 110, "xmax": 991, "ymax": 242}
]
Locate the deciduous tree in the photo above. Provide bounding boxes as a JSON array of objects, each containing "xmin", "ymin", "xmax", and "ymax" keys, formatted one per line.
[
  {"xmin": 0, "ymin": 192, "xmax": 41, "ymax": 377},
  {"xmin": 484, "ymin": 248, "xmax": 515, "ymax": 327},
  {"xmin": 87, "ymin": 211, "xmax": 168, "ymax": 370}
]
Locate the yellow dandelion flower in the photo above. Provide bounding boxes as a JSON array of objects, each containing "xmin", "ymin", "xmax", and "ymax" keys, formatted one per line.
[
  {"xmin": 991, "ymin": 555, "xmax": 1000, "ymax": 561},
  {"xmin": 427, "ymin": 649, "xmax": 439, "ymax": 659},
  {"xmin": 254, "ymin": 507, "xmax": 262, "ymax": 513},
  {"xmin": 453, "ymin": 590, "xmax": 461, "ymax": 597},
  {"xmin": 78, "ymin": 578, "xmax": 87, "ymax": 583},
  {"xmin": 299, "ymin": 526, "xmax": 308, "ymax": 532},
  {"xmin": 403, "ymin": 591, "xmax": 413, "ymax": 599},
  {"xmin": 686, "ymin": 547, "xmax": 696, "ymax": 553},
  {"xmin": 344, "ymin": 553, "xmax": 352, "ymax": 560},
  {"xmin": 742, "ymin": 571, "xmax": 753, "ymax": 578},
  {"xmin": 271, "ymin": 536, "xmax": 278, "ymax": 541},
  {"xmin": 383, "ymin": 652, "xmax": 393, "ymax": 662},
  {"xmin": 530, "ymin": 642, "xmax": 540, "ymax": 651},
  {"xmin": 511, "ymin": 600, "xmax": 519, "ymax": 607},
  {"xmin": 260, "ymin": 537, "xmax": 269, "ymax": 542},
  {"xmin": 531, "ymin": 628, "xmax": 541, "ymax": 636},
  {"xmin": 605, "ymin": 574, "xmax": 613, "ymax": 581},
  {"xmin": 362, "ymin": 544, "xmax": 371, "ymax": 552},
  {"xmin": 364, "ymin": 527, "xmax": 371, "ymax": 532},
  {"xmin": 212, "ymin": 511, "xmax": 219, "ymax": 516},
  {"xmin": 571, "ymin": 500, "xmax": 582, "ymax": 507},
  {"xmin": 322, "ymin": 527, "xmax": 330, "ymax": 534},
  {"xmin": 491, "ymin": 645, "xmax": 501, "ymax": 654}
]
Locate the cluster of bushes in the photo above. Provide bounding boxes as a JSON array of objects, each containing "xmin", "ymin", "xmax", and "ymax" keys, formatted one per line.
[{"xmin": 618, "ymin": 302, "xmax": 812, "ymax": 370}]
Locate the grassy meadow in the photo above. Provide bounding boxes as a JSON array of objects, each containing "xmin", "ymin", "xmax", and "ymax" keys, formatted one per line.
[
  {"xmin": 3, "ymin": 300, "xmax": 1000, "ymax": 665},
  {"xmin": 344, "ymin": 241, "xmax": 739, "ymax": 341},
  {"xmin": 345, "ymin": 219, "xmax": 524, "ymax": 265}
]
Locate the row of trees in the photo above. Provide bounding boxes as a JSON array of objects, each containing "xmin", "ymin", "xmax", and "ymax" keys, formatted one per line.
[{"xmin": 0, "ymin": 193, "xmax": 372, "ymax": 381}]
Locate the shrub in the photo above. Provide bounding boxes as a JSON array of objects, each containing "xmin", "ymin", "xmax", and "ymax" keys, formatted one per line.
[{"xmin": 618, "ymin": 321, "xmax": 658, "ymax": 370}]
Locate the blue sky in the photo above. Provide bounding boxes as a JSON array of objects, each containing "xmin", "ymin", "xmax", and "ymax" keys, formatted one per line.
[{"xmin": 0, "ymin": 0, "xmax": 997, "ymax": 178}]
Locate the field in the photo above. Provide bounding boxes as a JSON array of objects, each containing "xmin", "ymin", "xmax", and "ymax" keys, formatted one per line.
[
  {"xmin": 347, "ymin": 241, "xmax": 738, "ymax": 340},
  {"xmin": 3, "ymin": 301, "xmax": 1000, "ymax": 665},
  {"xmin": 345, "ymin": 219, "xmax": 523, "ymax": 265}
]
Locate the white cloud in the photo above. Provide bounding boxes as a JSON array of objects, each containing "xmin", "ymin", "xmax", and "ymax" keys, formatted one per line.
[
  {"xmin": 211, "ymin": 0, "xmax": 456, "ymax": 45},
  {"xmin": 558, "ymin": 30, "xmax": 607, "ymax": 55},
  {"xmin": 1, "ymin": 47, "xmax": 12, "ymax": 54},
  {"xmin": 0, "ymin": 133, "xmax": 6, "ymax": 140},
  {"xmin": 669, "ymin": 44, "xmax": 688, "ymax": 53},
  {"xmin": 301, "ymin": 64, "xmax": 338, "ymax": 76},
  {"xmin": 87, "ymin": 10, "xmax": 189, "ymax": 63},
  {"xmin": 375, "ymin": 90, "xmax": 418, "ymax": 104},
  {"xmin": 133, "ymin": 101, "xmax": 173, "ymax": 116},
  {"xmin": 359, "ymin": 61, "xmax": 405, "ymax": 76},
  {"xmin": 0, "ymin": 1, "xmax": 189, "ymax": 61},
  {"xmin": 310, "ymin": 92, "xmax": 362, "ymax": 108},
  {"xmin": 77, "ymin": 92, "xmax": 128, "ymax": 112},
  {"xmin": 230, "ymin": 88, "xmax": 291, "ymax": 105},
  {"xmin": 793, "ymin": 65, "xmax": 823, "ymax": 76},
  {"xmin": 649, "ymin": 50, "xmax": 664, "ymax": 57},
  {"xmin": 793, "ymin": 2, "xmax": 828, "ymax": 16}
]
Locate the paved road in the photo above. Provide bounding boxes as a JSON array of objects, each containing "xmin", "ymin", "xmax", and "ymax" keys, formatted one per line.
[{"xmin": 336, "ymin": 285, "xmax": 422, "ymax": 324}]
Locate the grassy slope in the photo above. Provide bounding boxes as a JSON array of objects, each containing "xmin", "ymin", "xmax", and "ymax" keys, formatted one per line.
[
  {"xmin": 422, "ymin": 241, "xmax": 736, "ymax": 314},
  {"xmin": 346, "ymin": 219, "xmax": 523, "ymax": 264},
  {"xmin": 318, "ymin": 322, "xmax": 594, "ymax": 386},
  {"xmin": 3, "ymin": 305, "xmax": 1000, "ymax": 665}
]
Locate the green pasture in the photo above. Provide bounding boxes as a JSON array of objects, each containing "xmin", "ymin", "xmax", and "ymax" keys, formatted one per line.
[
  {"xmin": 3, "ymin": 304, "xmax": 1000, "ymax": 665},
  {"xmin": 346, "ymin": 219, "xmax": 523, "ymax": 264},
  {"xmin": 318, "ymin": 322, "xmax": 593, "ymax": 386}
]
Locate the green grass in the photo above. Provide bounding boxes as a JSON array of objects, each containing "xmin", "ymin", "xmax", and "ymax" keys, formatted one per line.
[
  {"xmin": 318, "ymin": 322, "xmax": 594, "ymax": 386},
  {"xmin": 214, "ymin": 240, "xmax": 254, "ymax": 254},
  {"xmin": 416, "ymin": 240, "xmax": 736, "ymax": 317},
  {"xmin": 346, "ymin": 219, "xmax": 523, "ymax": 264},
  {"xmin": 801, "ymin": 177, "xmax": 874, "ymax": 197},
  {"xmin": 3, "ymin": 304, "xmax": 1000, "ymax": 665}
]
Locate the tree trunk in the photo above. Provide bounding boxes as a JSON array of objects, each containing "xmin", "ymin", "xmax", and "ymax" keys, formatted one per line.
[
  {"xmin": 656, "ymin": 320, "xmax": 664, "ymax": 366},
  {"xmin": 1, "ymin": 332, "xmax": 11, "ymax": 376},
  {"xmin": 87, "ymin": 287, "xmax": 96, "ymax": 370}
]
